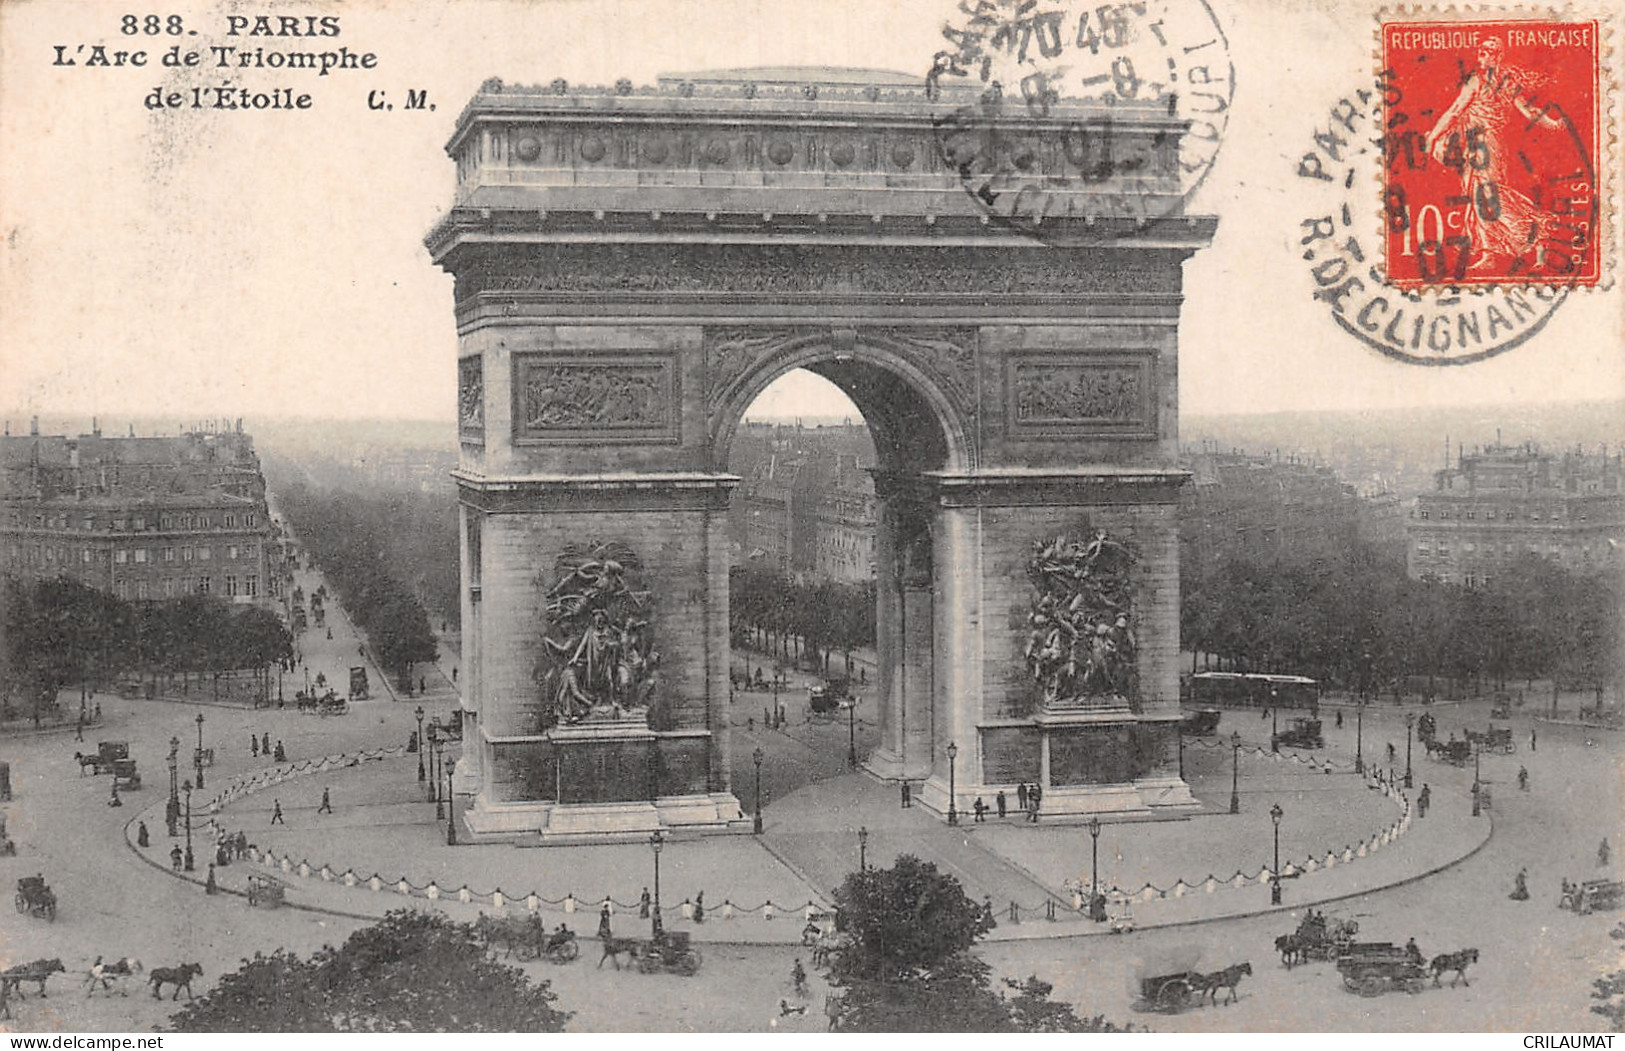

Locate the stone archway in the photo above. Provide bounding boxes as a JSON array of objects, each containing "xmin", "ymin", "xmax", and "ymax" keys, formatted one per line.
[{"xmin": 428, "ymin": 68, "xmax": 1213, "ymax": 839}]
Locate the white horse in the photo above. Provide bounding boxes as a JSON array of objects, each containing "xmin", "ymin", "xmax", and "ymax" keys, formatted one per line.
[{"xmin": 84, "ymin": 957, "xmax": 144, "ymax": 997}]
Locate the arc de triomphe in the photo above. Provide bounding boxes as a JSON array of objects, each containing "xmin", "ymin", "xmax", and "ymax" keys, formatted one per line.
[{"xmin": 426, "ymin": 68, "xmax": 1215, "ymax": 839}]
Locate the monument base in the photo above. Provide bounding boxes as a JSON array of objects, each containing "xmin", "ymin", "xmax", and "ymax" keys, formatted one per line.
[{"xmin": 461, "ymin": 790, "xmax": 749, "ymax": 844}]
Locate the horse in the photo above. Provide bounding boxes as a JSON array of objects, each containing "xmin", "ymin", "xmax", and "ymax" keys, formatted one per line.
[
  {"xmin": 1196, "ymin": 961, "xmax": 1252, "ymax": 1005},
  {"xmin": 84, "ymin": 957, "xmax": 143, "ymax": 997},
  {"xmin": 597, "ymin": 936, "xmax": 642, "ymax": 970},
  {"xmin": 1274, "ymin": 934, "xmax": 1306, "ymax": 968},
  {"xmin": 2, "ymin": 959, "xmax": 65, "ymax": 999},
  {"xmin": 73, "ymin": 752, "xmax": 102, "ymax": 776},
  {"xmin": 811, "ymin": 931, "xmax": 855, "ymax": 969},
  {"xmin": 1430, "ymin": 948, "xmax": 1479, "ymax": 988},
  {"xmin": 149, "ymin": 963, "xmax": 202, "ymax": 1001}
]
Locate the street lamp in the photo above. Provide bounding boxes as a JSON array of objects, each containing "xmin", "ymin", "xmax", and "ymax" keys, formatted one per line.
[
  {"xmin": 1229, "ymin": 731, "xmax": 1242, "ymax": 815},
  {"xmin": 415, "ymin": 706, "xmax": 425, "ymax": 781},
  {"xmin": 1269, "ymin": 803, "xmax": 1284, "ymax": 905},
  {"xmin": 1404, "ymin": 713, "xmax": 1415, "ymax": 789},
  {"xmin": 194, "ymin": 711, "xmax": 206, "ymax": 790},
  {"xmin": 1270, "ymin": 689, "xmax": 1279, "ymax": 753},
  {"xmin": 182, "ymin": 779, "xmax": 195, "ymax": 872},
  {"xmin": 1472, "ymin": 742, "xmax": 1483, "ymax": 816},
  {"xmin": 1354, "ymin": 699, "xmax": 1365, "ymax": 774},
  {"xmin": 433, "ymin": 737, "xmax": 445, "ymax": 820},
  {"xmin": 648, "ymin": 831, "xmax": 665, "ymax": 937},
  {"xmin": 847, "ymin": 700, "xmax": 858, "ymax": 768},
  {"xmin": 445, "ymin": 757, "xmax": 457, "ymax": 845},
  {"xmin": 946, "ymin": 741, "xmax": 959, "ymax": 826},
  {"xmin": 167, "ymin": 736, "xmax": 180, "ymax": 806},
  {"xmin": 752, "ymin": 747, "xmax": 764, "ymax": 835},
  {"xmin": 858, "ymin": 826, "xmax": 869, "ymax": 872},
  {"xmin": 1087, "ymin": 815, "xmax": 1102, "ymax": 921}
]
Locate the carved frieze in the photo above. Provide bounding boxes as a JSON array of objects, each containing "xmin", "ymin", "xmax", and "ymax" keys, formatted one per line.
[
  {"xmin": 458, "ymin": 355, "xmax": 484, "ymax": 441},
  {"xmin": 452, "ymin": 245, "xmax": 1175, "ymax": 301},
  {"xmin": 512, "ymin": 354, "xmax": 679, "ymax": 444},
  {"xmin": 1023, "ymin": 528, "xmax": 1139, "ymax": 713},
  {"xmin": 536, "ymin": 541, "xmax": 661, "ymax": 729},
  {"xmin": 1006, "ymin": 354, "xmax": 1156, "ymax": 440}
]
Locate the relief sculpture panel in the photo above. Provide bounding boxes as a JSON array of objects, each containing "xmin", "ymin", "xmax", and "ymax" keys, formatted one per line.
[
  {"xmin": 1006, "ymin": 354, "xmax": 1155, "ymax": 440},
  {"xmin": 458, "ymin": 355, "xmax": 484, "ymax": 441},
  {"xmin": 512, "ymin": 354, "xmax": 679, "ymax": 444},
  {"xmin": 1023, "ymin": 528, "xmax": 1139, "ymax": 711}
]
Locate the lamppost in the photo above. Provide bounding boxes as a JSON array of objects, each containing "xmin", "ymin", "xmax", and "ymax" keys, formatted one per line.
[
  {"xmin": 1472, "ymin": 742, "xmax": 1483, "ymax": 816},
  {"xmin": 1270, "ymin": 688, "xmax": 1279, "ymax": 753},
  {"xmin": 648, "ymin": 830, "xmax": 665, "ymax": 937},
  {"xmin": 194, "ymin": 711, "xmax": 206, "ymax": 790},
  {"xmin": 1404, "ymin": 713, "xmax": 1415, "ymax": 789},
  {"xmin": 847, "ymin": 700, "xmax": 858, "ymax": 768},
  {"xmin": 182, "ymin": 779, "xmax": 195, "ymax": 872},
  {"xmin": 1355, "ymin": 651, "xmax": 1369, "ymax": 774},
  {"xmin": 166, "ymin": 738, "xmax": 180, "ymax": 836},
  {"xmin": 946, "ymin": 741, "xmax": 959, "ymax": 826},
  {"xmin": 1087, "ymin": 814, "xmax": 1102, "ymax": 921},
  {"xmin": 1229, "ymin": 731, "xmax": 1242, "ymax": 815},
  {"xmin": 433, "ymin": 737, "xmax": 445, "ymax": 819},
  {"xmin": 1269, "ymin": 803, "xmax": 1284, "ymax": 905},
  {"xmin": 445, "ymin": 757, "xmax": 457, "ymax": 845},
  {"xmin": 415, "ymin": 706, "xmax": 425, "ymax": 781},
  {"xmin": 752, "ymin": 746, "xmax": 764, "ymax": 835},
  {"xmin": 858, "ymin": 826, "xmax": 868, "ymax": 872}
]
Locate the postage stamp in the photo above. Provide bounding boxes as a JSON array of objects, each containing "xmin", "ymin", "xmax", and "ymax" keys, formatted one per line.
[{"xmin": 1379, "ymin": 16, "xmax": 1604, "ymax": 289}]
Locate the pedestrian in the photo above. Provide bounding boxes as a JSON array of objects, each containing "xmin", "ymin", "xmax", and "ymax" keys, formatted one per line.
[
  {"xmin": 318, "ymin": 787, "xmax": 332, "ymax": 814},
  {"xmin": 1016, "ymin": 782, "xmax": 1029, "ymax": 812},
  {"xmin": 1032, "ymin": 783, "xmax": 1043, "ymax": 812},
  {"xmin": 1386, "ymin": 742, "xmax": 1396, "ymax": 764},
  {"xmin": 900, "ymin": 781, "xmax": 911, "ymax": 809},
  {"xmin": 271, "ymin": 799, "xmax": 285, "ymax": 825},
  {"xmin": 1601, "ymin": 839, "xmax": 1612, "ymax": 868},
  {"xmin": 75, "ymin": 712, "xmax": 84, "ymax": 742},
  {"xmin": 262, "ymin": 732, "xmax": 271, "ymax": 755},
  {"xmin": 326, "ymin": 627, "xmax": 333, "ymax": 640},
  {"xmin": 420, "ymin": 676, "xmax": 426, "ymax": 694},
  {"xmin": 1336, "ymin": 709, "xmax": 1344, "ymax": 729},
  {"xmin": 452, "ymin": 667, "xmax": 459, "ymax": 683},
  {"xmin": 791, "ymin": 958, "xmax": 808, "ymax": 997},
  {"xmin": 170, "ymin": 846, "xmax": 183, "ymax": 871},
  {"xmin": 639, "ymin": 886, "xmax": 651, "ymax": 919},
  {"xmin": 137, "ymin": 821, "xmax": 150, "ymax": 848},
  {"xmin": 1418, "ymin": 783, "xmax": 1430, "ymax": 817},
  {"xmin": 93, "ymin": 702, "xmax": 101, "ymax": 723},
  {"xmin": 973, "ymin": 797, "xmax": 986, "ymax": 823},
  {"xmin": 982, "ymin": 895, "xmax": 997, "ymax": 929},
  {"xmin": 1530, "ymin": 728, "xmax": 1537, "ymax": 752},
  {"xmin": 251, "ymin": 735, "xmax": 259, "ymax": 757},
  {"xmin": 694, "ymin": 890, "xmax": 706, "ymax": 924},
  {"xmin": 109, "ymin": 784, "xmax": 122, "ymax": 808},
  {"xmin": 599, "ymin": 902, "xmax": 613, "ymax": 940},
  {"xmin": 996, "ymin": 790, "xmax": 1007, "ymax": 818},
  {"xmin": 274, "ymin": 741, "xmax": 286, "ymax": 762},
  {"xmin": 205, "ymin": 864, "xmax": 218, "ymax": 896},
  {"xmin": 1510, "ymin": 867, "xmax": 1529, "ymax": 901}
]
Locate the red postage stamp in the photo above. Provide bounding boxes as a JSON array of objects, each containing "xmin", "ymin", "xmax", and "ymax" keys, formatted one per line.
[{"xmin": 1380, "ymin": 18, "xmax": 1603, "ymax": 289}]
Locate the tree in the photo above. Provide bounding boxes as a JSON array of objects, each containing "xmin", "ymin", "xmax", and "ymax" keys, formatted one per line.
[
  {"xmin": 165, "ymin": 910, "xmax": 569, "ymax": 1032},
  {"xmin": 827, "ymin": 856, "xmax": 1125, "ymax": 1032}
]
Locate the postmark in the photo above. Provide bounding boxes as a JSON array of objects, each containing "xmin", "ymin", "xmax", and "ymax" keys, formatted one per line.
[
  {"xmin": 1380, "ymin": 17, "xmax": 1603, "ymax": 289},
  {"xmin": 926, "ymin": 0, "xmax": 1234, "ymax": 235},
  {"xmin": 1297, "ymin": 72, "xmax": 1565, "ymax": 365}
]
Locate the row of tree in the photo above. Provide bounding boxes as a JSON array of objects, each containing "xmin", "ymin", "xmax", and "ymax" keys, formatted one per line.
[
  {"xmin": 1181, "ymin": 543, "xmax": 1621, "ymax": 699},
  {"xmin": 273, "ymin": 480, "xmax": 439, "ymax": 686},
  {"xmin": 729, "ymin": 566, "xmax": 877, "ymax": 676},
  {"xmin": 0, "ymin": 575, "xmax": 292, "ymax": 720}
]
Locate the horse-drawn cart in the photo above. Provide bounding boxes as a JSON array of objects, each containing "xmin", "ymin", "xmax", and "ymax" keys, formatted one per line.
[
  {"xmin": 1429, "ymin": 739, "xmax": 1473, "ymax": 766},
  {"xmin": 1277, "ymin": 913, "xmax": 1358, "ymax": 966},
  {"xmin": 631, "ymin": 930, "xmax": 702, "ymax": 975},
  {"xmin": 111, "ymin": 758, "xmax": 142, "ymax": 791},
  {"xmin": 1132, "ymin": 948, "xmax": 1203, "ymax": 1013},
  {"xmin": 1466, "ymin": 725, "xmax": 1514, "ymax": 755},
  {"xmin": 1560, "ymin": 878, "xmax": 1624, "ymax": 915},
  {"xmin": 15, "ymin": 875, "xmax": 56, "ymax": 921},
  {"xmin": 1273, "ymin": 718, "xmax": 1324, "ymax": 750},
  {"xmin": 1336, "ymin": 943, "xmax": 1427, "ymax": 996},
  {"xmin": 246, "ymin": 872, "xmax": 287, "ymax": 909},
  {"xmin": 1181, "ymin": 708, "xmax": 1222, "ymax": 736}
]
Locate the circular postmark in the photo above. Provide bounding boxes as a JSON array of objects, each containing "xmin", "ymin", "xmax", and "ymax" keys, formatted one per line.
[
  {"xmin": 1295, "ymin": 72, "xmax": 1565, "ymax": 366},
  {"xmin": 926, "ymin": 0, "xmax": 1234, "ymax": 236}
]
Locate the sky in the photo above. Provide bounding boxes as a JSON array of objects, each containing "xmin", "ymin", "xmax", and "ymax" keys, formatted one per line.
[{"xmin": 1, "ymin": 0, "xmax": 1620, "ymax": 426}]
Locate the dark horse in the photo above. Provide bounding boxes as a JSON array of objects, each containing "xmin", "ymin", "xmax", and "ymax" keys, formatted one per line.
[
  {"xmin": 1430, "ymin": 948, "xmax": 1479, "ymax": 988},
  {"xmin": 2, "ymin": 959, "xmax": 64, "ymax": 999},
  {"xmin": 149, "ymin": 963, "xmax": 202, "ymax": 1001},
  {"xmin": 1196, "ymin": 962, "xmax": 1252, "ymax": 1005},
  {"xmin": 598, "ymin": 936, "xmax": 642, "ymax": 970},
  {"xmin": 1274, "ymin": 934, "xmax": 1306, "ymax": 968}
]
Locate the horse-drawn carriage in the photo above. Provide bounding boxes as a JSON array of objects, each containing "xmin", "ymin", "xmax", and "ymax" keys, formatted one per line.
[
  {"xmin": 1335, "ymin": 943, "xmax": 1428, "ymax": 996},
  {"xmin": 1181, "ymin": 708, "xmax": 1222, "ymax": 736},
  {"xmin": 296, "ymin": 689, "xmax": 348, "ymax": 716},
  {"xmin": 1465, "ymin": 725, "xmax": 1514, "ymax": 755},
  {"xmin": 110, "ymin": 758, "xmax": 142, "ymax": 791},
  {"xmin": 601, "ymin": 930, "xmax": 702, "ymax": 976},
  {"xmin": 1276, "ymin": 912, "xmax": 1358, "ymax": 966},
  {"xmin": 808, "ymin": 680, "xmax": 850, "ymax": 717},
  {"xmin": 1489, "ymin": 695, "xmax": 1514, "ymax": 720},
  {"xmin": 15, "ymin": 875, "xmax": 56, "ymax": 921},
  {"xmin": 1131, "ymin": 947, "xmax": 1204, "ymax": 1013},
  {"xmin": 1560, "ymin": 878, "xmax": 1624, "ymax": 915},
  {"xmin": 246, "ymin": 872, "xmax": 286, "ymax": 909},
  {"xmin": 1273, "ymin": 718, "xmax": 1324, "ymax": 750},
  {"xmin": 349, "ymin": 666, "xmax": 370, "ymax": 701},
  {"xmin": 1428, "ymin": 738, "xmax": 1473, "ymax": 766},
  {"xmin": 75, "ymin": 741, "xmax": 130, "ymax": 776}
]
